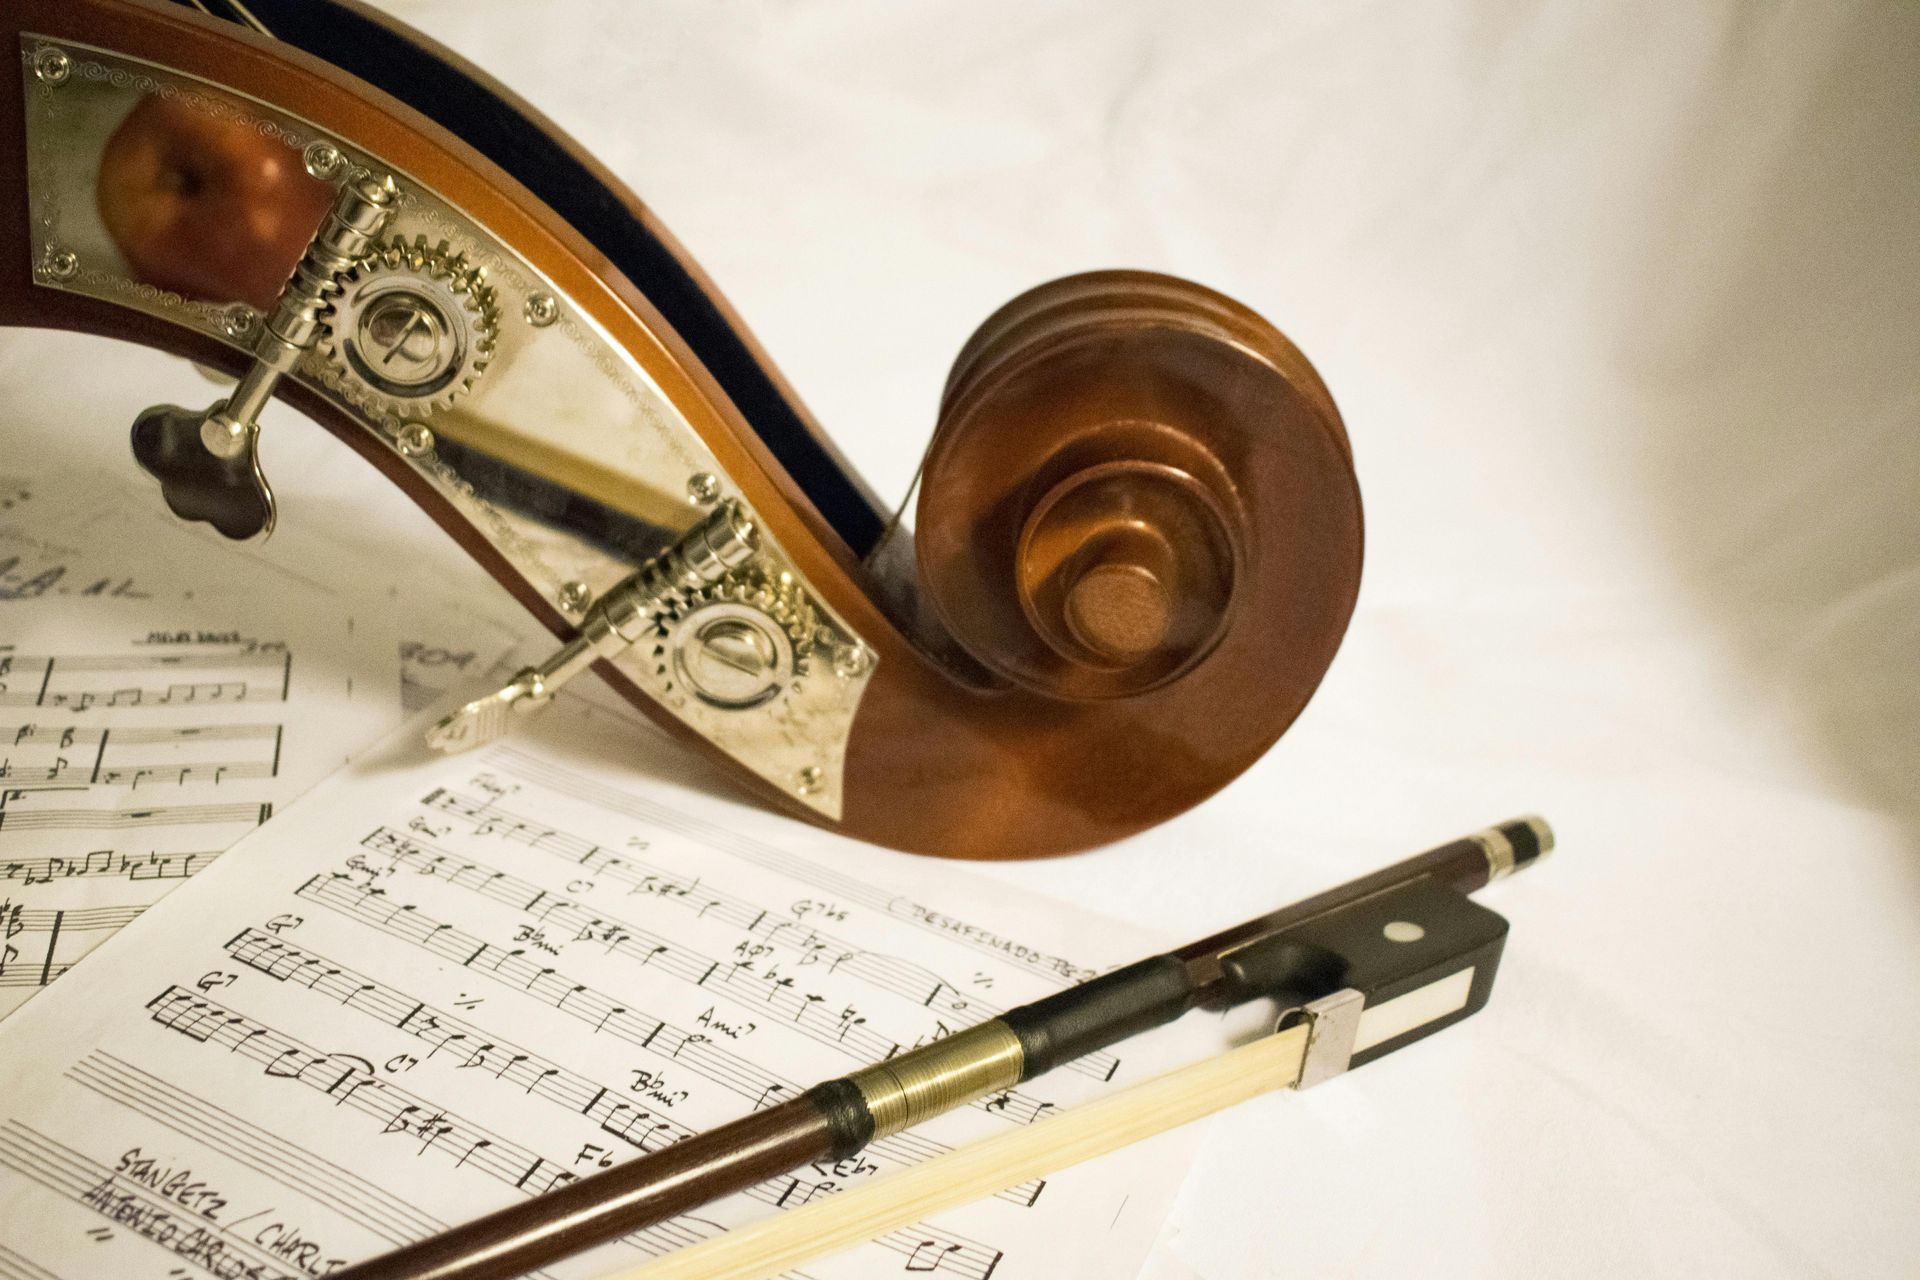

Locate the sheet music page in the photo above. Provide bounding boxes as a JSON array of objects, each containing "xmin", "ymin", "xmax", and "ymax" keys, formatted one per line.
[
  {"xmin": 0, "ymin": 590, "xmax": 402, "ymax": 1019},
  {"xmin": 0, "ymin": 694, "xmax": 1218, "ymax": 1280}
]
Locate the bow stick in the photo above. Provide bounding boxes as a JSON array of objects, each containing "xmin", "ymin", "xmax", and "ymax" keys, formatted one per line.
[{"xmin": 335, "ymin": 817, "xmax": 1552, "ymax": 1280}]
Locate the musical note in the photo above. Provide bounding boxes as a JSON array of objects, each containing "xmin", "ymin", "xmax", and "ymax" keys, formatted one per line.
[
  {"xmin": 907, "ymin": 1238, "xmax": 968, "ymax": 1273},
  {"xmin": 773, "ymin": 1174, "xmax": 838, "ymax": 1208}
]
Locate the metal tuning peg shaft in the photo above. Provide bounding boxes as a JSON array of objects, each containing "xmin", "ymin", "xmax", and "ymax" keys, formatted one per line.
[
  {"xmin": 131, "ymin": 172, "xmax": 400, "ymax": 540},
  {"xmin": 427, "ymin": 500, "xmax": 761, "ymax": 753}
]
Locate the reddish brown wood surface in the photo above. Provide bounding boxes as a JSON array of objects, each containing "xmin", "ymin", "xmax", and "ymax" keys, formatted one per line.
[{"xmin": 0, "ymin": 0, "xmax": 1362, "ymax": 859}]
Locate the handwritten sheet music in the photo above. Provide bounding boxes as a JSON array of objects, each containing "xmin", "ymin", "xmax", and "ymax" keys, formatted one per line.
[
  {"xmin": 0, "ymin": 695, "xmax": 1214, "ymax": 1280},
  {"xmin": 0, "ymin": 594, "xmax": 401, "ymax": 1017}
]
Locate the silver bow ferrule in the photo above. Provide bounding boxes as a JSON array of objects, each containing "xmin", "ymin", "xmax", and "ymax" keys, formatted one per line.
[{"xmin": 426, "ymin": 500, "xmax": 760, "ymax": 753}]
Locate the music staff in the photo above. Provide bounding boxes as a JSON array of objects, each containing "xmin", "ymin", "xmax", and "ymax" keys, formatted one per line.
[
  {"xmin": 221, "ymin": 926, "xmax": 1046, "ymax": 1209},
  {"xmin": 64, "ymin": 1048, "xmax": 452, "ymax": 1255},
  {"xmin": 0, "ymin": 723, "xmax": 282, "ymax": 790},
  {"xmin": 0, "ymin": 650, "xmax": 291, "ymax": 710},
  {"xmin": 0, "ymin": 848, "xmax": 221, "ymax": 887},
  {"xmin": 361, "ymin": 827, "xmax": 915, "ymax": 1067},
  {"xmin": 143, "ymin": 987, "xmax": 1004, "ymax": 1278},
  {"xmin": 0, "ymin": 1119, "xmax": 304, "ymax": 1280},
  {"xmin": 297, "ymin": 869, "xmax": 1068, "ymax": 1168},
  {"xmin": 488, "ymin": 747, "xmax": 1095, "ymax": 986},
  {"xmin": 0, "ymin": 615, "xmax": 391, "ymax": 1028},
  {"xmin": 320, "ymin": 850, "xmax": 1065, "ymax": 1131},
  {"xmin": 420, "ymin": 787, "xmax": 1123, "ymax": 1085},
  {"xmin": 0, "ymin": 799, "xmax": 270, "ymax": 836}
]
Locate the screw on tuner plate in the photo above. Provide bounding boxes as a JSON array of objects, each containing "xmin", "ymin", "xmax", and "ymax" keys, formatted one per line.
[
  {"xmin": 426, "ymin": 501, "xmax": 760, "ymax": 753},
  {"xmin": 130, "ymin": 173, "xmax": 399, "ymax": 541}
]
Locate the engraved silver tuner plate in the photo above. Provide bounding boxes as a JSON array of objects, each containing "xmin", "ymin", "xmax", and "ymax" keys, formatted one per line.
[{"xmin": 19, "ymin": 37, "xmax": 875, "ymax": 817}]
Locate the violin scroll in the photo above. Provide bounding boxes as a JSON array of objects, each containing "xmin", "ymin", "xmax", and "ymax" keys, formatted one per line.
[{"xmin": 916, "ymin": 270, "xmax": 1355, "ymax": 703}]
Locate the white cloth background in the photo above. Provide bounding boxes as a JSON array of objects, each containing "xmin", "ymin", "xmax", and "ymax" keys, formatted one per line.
[{"xmin": 3, "ymin": 2, "xmax": 1915, "ymax": 1275}]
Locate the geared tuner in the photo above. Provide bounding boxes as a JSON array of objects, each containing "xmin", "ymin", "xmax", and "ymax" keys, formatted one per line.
[
  {"xmin": 426, "ymin": 501, "xmax": 762, "ymax": 754},
  {"xmin": 319, "ymin": 235, "xmax": 499, "ymax": 416},
  {"xmin": 129, "ymin": 172, "xmax": 400, "ymax": 541},
  {"xmin": 661, "ymin": 569, "xmax": 816, "ymax": 710}
]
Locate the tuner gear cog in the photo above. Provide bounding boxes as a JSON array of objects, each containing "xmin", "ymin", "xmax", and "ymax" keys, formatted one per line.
[
  {"xmin": 653, "ymin": 567, "xmax": 817, "ymax": 711},
  {"xmin": 318, "ymin": 235, "xmax": 499, "ymax": 418}
]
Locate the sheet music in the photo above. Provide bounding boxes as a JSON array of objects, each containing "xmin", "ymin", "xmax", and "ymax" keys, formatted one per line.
[
  {"xmin": 0, "ymin": 471, "xmax": 527, "ymax": 712},
  {"xmin": 0, "ymin": 459, "xmax": 526, "ymax": 1022},
  {"xmin": 0, "ymin": 695, "xmax": 1216, "ymax": 1280},
  {"xmin": 0, "ymin": 594, "xmax": 401, "ymax": 1018}
]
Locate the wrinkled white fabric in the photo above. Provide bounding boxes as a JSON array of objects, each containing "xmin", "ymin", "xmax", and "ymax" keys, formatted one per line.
[{"xmin": 3, "ymin": 1, "xmax": 1913, "ymax": 1275}]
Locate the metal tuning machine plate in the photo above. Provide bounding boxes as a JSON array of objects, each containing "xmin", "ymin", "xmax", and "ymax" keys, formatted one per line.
[{"xmin": 14, "ymin": 25, "xmax": 878, "ymax": 833}]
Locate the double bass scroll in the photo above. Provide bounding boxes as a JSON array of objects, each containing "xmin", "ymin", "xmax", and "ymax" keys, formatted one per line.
[{"xmin": 1, "ymin": 0, "xmax": 1361, "ymax": 858}]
